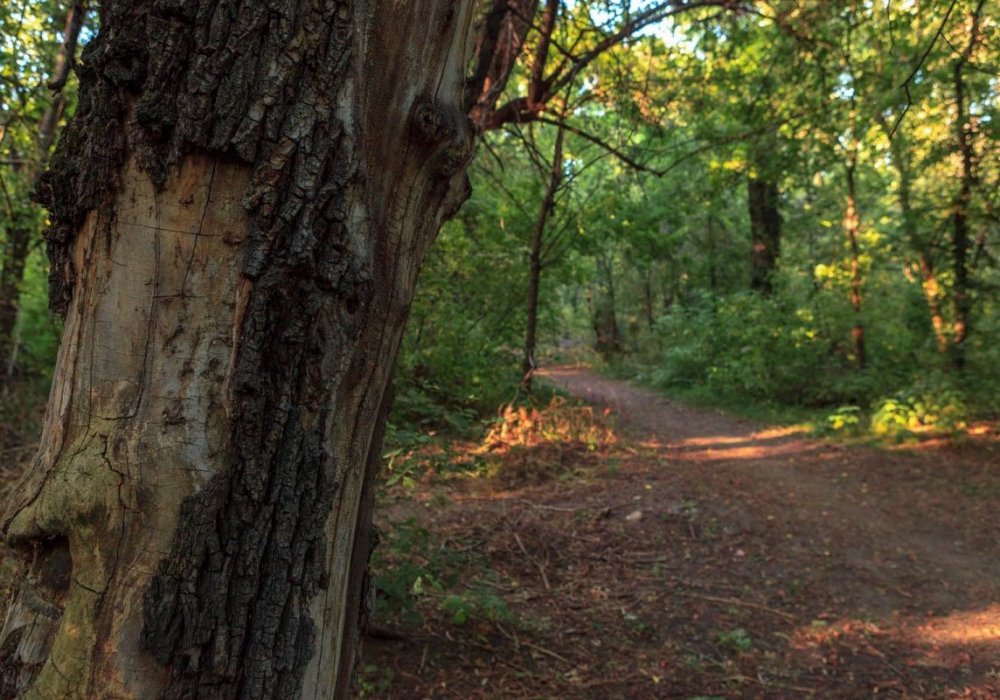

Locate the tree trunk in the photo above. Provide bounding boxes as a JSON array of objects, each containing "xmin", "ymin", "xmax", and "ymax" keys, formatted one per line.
[
  {"xmin": 843, "ymin": 154, "xmax": 866, "ymax": 370},
  {"xmin": 643, "ymin": 267, "xmax": 654, "ymax": 330},
  {"xmin": 879, "ymin": 122, "xmax": 949, "ymax": 356},
  {"xmin": 949, "ymin": 59, "xmax": 973, "ymax": 371},
  {"xmin": 592, "ymin": 253, "xmax": 621, "ymax": 357},
  {"xmin": 0, "ymin": 226, "xmax": 31, "ymax": 380},
  {"xmin": 0, "ymin": 0, "xmax": 85, "ymax": 384},
  {"xmin": 945, "ymin": 0, "xmax": 985, "ymax": 371},
  {"xmin": 0, "ymin": 2, "xmax": 478, "ymax": 699},
  {"xmin": 747, "ymin": 175, "xmax": 781, "ymax": 296},
  {"xmin": 707, "ymin": 214, "xmax": 718, "ymax": 298},
  {"xmin": 521, "ymin": 124, "xmax": 564, "ymax": 391}
]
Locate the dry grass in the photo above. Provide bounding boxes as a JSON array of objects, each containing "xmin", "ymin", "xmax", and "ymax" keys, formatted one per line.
[{"xmin": 478, "ymin": 397, "xmax": 617, "ymax": 487}]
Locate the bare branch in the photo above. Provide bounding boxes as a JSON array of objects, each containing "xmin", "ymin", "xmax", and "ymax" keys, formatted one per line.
[{"xmin": 534, "ymin": 115, "xmax": 663, "ymax": 175}]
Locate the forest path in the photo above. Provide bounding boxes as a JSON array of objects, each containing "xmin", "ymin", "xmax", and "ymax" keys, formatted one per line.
[
  {"xmin": 368, "ymin": 366, "xmax": 1000, "ymax": 698},
  {"xmin": 533, "ymin": 365, "xmax": 1000, "ymax": 694},
  {"xmin": 539, "ymin": 365, "xmax": 1000, "ymax": 610},
  {"xmin": 366, "ymin": 367, "xmax": 1000, "ymax": 700}
]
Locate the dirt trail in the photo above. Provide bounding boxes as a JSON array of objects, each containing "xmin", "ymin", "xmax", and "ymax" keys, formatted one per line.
[
  {"xmin": 540, "ymin": 366, "xmax": 1000, "ymax": 608},
  {"xmin": 365, "ymin": 366, "xmax": 1000, "ymax": 699}
]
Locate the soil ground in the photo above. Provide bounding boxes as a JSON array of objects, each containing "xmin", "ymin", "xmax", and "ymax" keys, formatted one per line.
[{"xmin": 361, "ymin": 366, "xmax": 1000, "ymax": 699}]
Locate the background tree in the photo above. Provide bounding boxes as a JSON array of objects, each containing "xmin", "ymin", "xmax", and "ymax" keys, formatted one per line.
[{"xmin": 0, "ymin": 0, "xmax": 86, "ymax": 388}]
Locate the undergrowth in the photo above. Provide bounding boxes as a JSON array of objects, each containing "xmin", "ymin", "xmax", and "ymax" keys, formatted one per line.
[
  {"xmin": 609, "ymin": 291, "xmax": 997, "ymax": 443},
  {"xmin": 371, "ymin": 517, "xmax": 512, "ymax": 628},
  {"xmin": 372, "ymin": 393, "xmax": 617, "ymax": 634}
]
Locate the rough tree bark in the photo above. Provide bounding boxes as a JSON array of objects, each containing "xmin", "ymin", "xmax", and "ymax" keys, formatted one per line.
[{"xmin": 0, "ymin": 1, "xmax": 487, "ymax": 698}]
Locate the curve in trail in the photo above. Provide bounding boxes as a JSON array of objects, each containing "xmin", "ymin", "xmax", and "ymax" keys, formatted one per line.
[{"xmin": 539, "ymin": 365, "xmax": 1000, "ymax": 618}]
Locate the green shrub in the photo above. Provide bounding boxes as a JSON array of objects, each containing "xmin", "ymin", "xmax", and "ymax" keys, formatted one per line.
[
  {"xmin": 372, "ymin": 518, "xmax": 513, "ymax": 628},
  {"xmin": 871, "ymin": 379, "xmax": 969, "ymax": 438}
]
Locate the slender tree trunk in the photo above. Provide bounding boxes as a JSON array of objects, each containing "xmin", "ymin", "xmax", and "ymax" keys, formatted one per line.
[
  {"xmin": 707, "ymin": 214, "xmax": 718, "ymax": 298},
  {"xmin": 592, "ymin": 252, "xmax": 620, "ymax": 357},
  {"xmin": 950, "ymin": 60, "xmax": 973, "ymax": 371},
  {"xmin": 946, "ymin": 0, "xmax": 985, "ymax": 371},
  {"xmin": 877, "ymin": 115, "xmax": 949, "ymax": 356},
  {"xmin": 895, "ymin": 139, "xmax": 948, "ymax": 355},
  {"xmin": 0, "ymin": 226, "xmax": 31, "ymax": 380},
  {"xmin": 521, "ymin": 125, "xmax": 564, "ymax": 391},
  {"xmin": 919, "ymin": 254, "xmax": 948, "ymax": 355},
  {"xmin": 843, "ymin": 152, "xmax": 866, "ymax": 370},
  {"xmin": 0, "ymin": 1, "xmax": 85, "ymax": 384},
  {"xmin": 747, "ymin": 175, "xmax": 781, "ymax": 296},
  {"xmin": 643, "ymin": 267, "xmax": 654, "ymax": 330},
  {"xmin": 0, "ymin": 2, "xmax": 478, "ymax": 699},
  {"xmin": 607, "ymin": 263, "xmax": 620, "ymax": 350}
]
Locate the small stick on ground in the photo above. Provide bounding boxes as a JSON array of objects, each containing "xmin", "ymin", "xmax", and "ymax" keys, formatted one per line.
[
  {"xmin": 520, "ymin": 639, "xmax": 574, "ymax": 666},
  {"xmin": 514, "ymin": 499, "xmax": 579, "ymax": 512},
  {"xmin": 513, "ymin": 530, "xmax": 552, "ymax": 590},
  {"xmin": 677, "ymin": 591, "xmax": 797, "ymax": 623}
]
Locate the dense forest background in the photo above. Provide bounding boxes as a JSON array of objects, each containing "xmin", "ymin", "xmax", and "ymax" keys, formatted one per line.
[
  {"xmin": 396, "ymin": 0, "xmax": 999, "ymax": 440},
  {"xmin": 3, "ymin": 1, "xmax": 998, "ymax": 443}
]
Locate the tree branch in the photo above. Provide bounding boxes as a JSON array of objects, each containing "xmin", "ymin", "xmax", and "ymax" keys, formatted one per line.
[{"xmin": 534, "ymin": 115, "xmax": 663, "ymax": 175}]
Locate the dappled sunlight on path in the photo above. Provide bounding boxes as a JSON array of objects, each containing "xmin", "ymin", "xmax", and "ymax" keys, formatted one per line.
[
  {"xmin": 536, "ymin": 365, "xmax": 1000, "ymax": 691},
  {"xmin": 365, "ymin": 366, "xmax": 1000, "ymax": 698}
]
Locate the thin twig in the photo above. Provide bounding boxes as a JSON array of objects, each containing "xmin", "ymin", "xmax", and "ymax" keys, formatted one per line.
[
  {"xmin": 888, "ymin": 0, "xmax": 960, "ymax": 138},
  {"xmin": 677, "ymin": 591, "xmax": 797, "ymax": 623},
  {"xmin": 513, "ymin": 499, "xmax": 579, "ymax": 512},
  {"xmin": 513, "ymin": 530, "xmax": 552, "ymax": 590},
  {"xmin": 521, "ymin": 639, "xmax": 573, "ymax": 666},
  {"xmin": 534, "ymin": 115, "xmax": 663, "ymax": 175}
]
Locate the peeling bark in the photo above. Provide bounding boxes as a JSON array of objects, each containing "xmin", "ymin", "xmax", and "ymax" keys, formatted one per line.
[{"xmin": 0, "ymin": 1, "xmax": 479, "ymax": 698}]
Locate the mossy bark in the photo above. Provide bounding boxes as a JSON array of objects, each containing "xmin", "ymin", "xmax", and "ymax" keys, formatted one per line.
[{"xmin": 0, "ymin": 1, "xmax": 477, "ymax": 698}]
